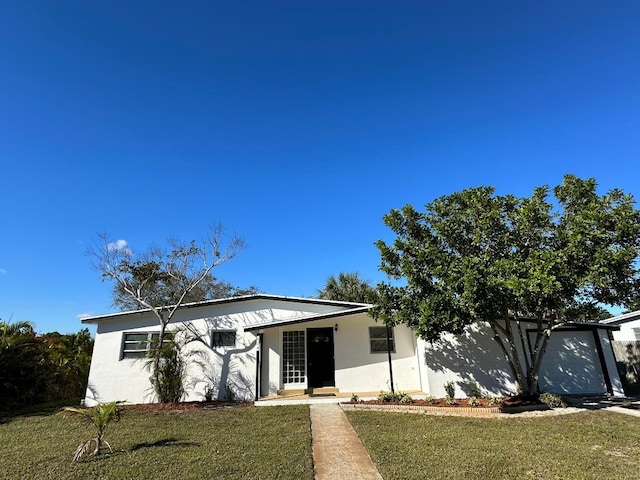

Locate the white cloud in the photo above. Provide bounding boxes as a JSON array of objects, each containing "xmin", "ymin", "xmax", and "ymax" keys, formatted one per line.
[
  {"xmin": 107, "ymin": 239, "xmax": 131, "ymax": 255},
  {"xmin": 77, "ymin": 312, "xmax": 93, "ymax": 319}
]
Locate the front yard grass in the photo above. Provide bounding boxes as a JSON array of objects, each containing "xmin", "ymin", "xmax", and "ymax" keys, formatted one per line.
[
  {"xmin": 0, "ymin": 404, "xmax": 313, "ymax": 480},
  {"xmin": 345, "ymin": 410, "xmax": 640, "ymax": 480}
]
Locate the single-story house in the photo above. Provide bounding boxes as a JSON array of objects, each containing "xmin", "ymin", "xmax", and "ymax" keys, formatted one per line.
[
  {"xmin": 600, "ymin": 310, "xmax": 640, "ymax": 391},
  {"xmin": 82, "ymin": 294, "xmax": 624, "ymax": 406},
  {"xmin": 601, "ymin": 310, "xmax": 640, "ymax": 341}
]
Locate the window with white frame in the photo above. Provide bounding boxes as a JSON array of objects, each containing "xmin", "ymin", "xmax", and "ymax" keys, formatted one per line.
[
  {"xmin": 211, "ymin": 330, "xmax": 236, "ymax": 348},
  {"xmin": 369, "ymin": 326, "xmax": 395, "ymax": 353},
  {"xmin": 283, "ymin": 331, "xmax": 305, "ymax": 384},
  {"xmin": 633, "ymin": 328, "xmax": 640, "ymax": 341},
  {"xmin": 121, "ymin": 332, "xmax": 172, "ymax": 359}
]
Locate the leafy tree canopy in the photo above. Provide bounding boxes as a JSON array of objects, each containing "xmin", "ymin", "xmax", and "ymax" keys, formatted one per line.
[
  {"xmin": 371, "ymin": 175, "xmax": 640, "ymax": 395},
  {"xmin": 0, "ymin": 321, "xmax": 94, "ymax": 408}
]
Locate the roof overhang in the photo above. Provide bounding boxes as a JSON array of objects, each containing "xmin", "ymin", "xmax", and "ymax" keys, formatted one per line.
[
  {"xmin": 81, "ymin": 294, "xmax": 371, "ymax": 324},
  {"xmin": 509, "ymin": 316, "xmax": 619, "ymax": 330},
  {"xmin": 600, "ymin": 310, "xmax": 640, "ymax": 325},
  {"xmin": 554, "ymin": 321, "xmax": 619, "ymax": 331},
  {"xmin": 244, "ymin": 306, "xmax": 372, "ymax": 332}
]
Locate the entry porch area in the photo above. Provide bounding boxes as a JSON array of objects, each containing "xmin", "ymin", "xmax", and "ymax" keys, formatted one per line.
[{"xmin": 255, "ymin": 387, "xmax": 428, "ymax": 406}]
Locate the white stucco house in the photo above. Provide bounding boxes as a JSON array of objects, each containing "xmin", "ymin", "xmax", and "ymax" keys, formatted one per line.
[
  {"xmin": 82, "ymin": 294, "xmax": 624, "ymax": 406},
  {"xmin": 601, "ymin": 310, "xmax": 640, "ymax": 341}
]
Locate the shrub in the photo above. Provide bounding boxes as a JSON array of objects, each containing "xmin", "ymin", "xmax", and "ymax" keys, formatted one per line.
[
  {"xmin": 444, "ymin": 381, "xmax": 456, "ymax": 404},
  {"xmin": 204, "ymin": 385, "xmax": 214, "ymax": 402},
  {"xmin": 378, "ymin": 390, "xmax": 395, "ymax": 402},
  {"xmin": 377, "ymin": 391, "xmax": 413, "ymax": 403},
  {"xmin": 488, "ymin": 396, "xmax": 504, "ymax": 406},
  {"xmin": 539, "ymin": 392, "xmax": 567, "ymax": 408},
  {"xmin": 424, "ymin": 395, "xmax": 436, "ymax": 404},
  {"xmin": 224, "ymin": 383, "xmax": 236, "ymax": 402},
  {"xmin": 469, "ymin": 396, "xmax": 481, "ymax": 407},
  {"xmin": 350, "ymin": 393, "xmax": 360, "ymax": 403},
  {"xmin": 444, "ymin": 381, "xmax": 455, "ymax": 398},
  {"xmin": 146, "ymin": 339, "xmax": 186, "ymax": 403},
  {"xmin": 399, "ymin": 392, "xmax": 413, "ymax": 403},
  {"xmin": 468, "ymin": 381, "xmax": 482, "ymax": 398}
]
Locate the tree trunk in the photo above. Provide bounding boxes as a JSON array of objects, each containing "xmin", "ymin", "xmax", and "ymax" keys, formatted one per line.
[
  {"xmin": 152, "ymin": 315, "xmax": 168, "ymax": 402},
  {"xmin": 490, "ymin": 316, "xmax": 530, "ymax": 395},
  {"xmin": 527, "ymin": 326, "xmax": 552, "ymax": 396}
]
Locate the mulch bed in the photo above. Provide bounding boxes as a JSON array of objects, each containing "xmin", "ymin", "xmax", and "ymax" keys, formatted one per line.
[
  {"xmin": 345, "ymin": 396, "xmax": 542, "ymax": 408},
  {"xmin": 341, "ymin": 396, "xmax": 550, "ymax": 415}
]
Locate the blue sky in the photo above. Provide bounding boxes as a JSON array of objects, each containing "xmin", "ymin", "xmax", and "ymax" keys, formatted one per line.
[{"xmin": 2, "ymin": 1, "xmax": 640, "ymax": 334}]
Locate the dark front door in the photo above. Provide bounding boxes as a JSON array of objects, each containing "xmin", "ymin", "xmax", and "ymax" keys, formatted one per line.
[{"xmin": 307, "ymin": 328, "xmax": 335, "ymax": 388}]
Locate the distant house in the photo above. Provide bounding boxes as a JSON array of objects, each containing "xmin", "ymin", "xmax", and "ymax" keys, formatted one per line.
[
  {"xmin": 82, "ymin": 295, "xmax": 624, "ymax": 405},
  {"xmin": 600, "ymin": 311, "xmax": 640, "ymax": 391},
  {"xmin": 601, "ymin": 310, "xmax": 640, "ymax": 341}
]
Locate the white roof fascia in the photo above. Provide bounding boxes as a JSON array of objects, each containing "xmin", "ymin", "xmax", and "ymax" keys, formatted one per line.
[
  {"xmin": 600, "ymin": 310, "xmax": 640, "ymax": 325},
  {"xmin": 81, "ymin": 294, "xmax": 371, "ymax": 324}
]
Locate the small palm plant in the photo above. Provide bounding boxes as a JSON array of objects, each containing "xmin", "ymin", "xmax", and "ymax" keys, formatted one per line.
[{"xmin": 64, "ymin": 401, "xmax": 121, "ymax": 461}]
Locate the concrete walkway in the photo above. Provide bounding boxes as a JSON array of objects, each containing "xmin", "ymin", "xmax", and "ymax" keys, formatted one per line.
[{"xmin": 310, "ymin": 403, "xmax": 383, "ymax": 480}]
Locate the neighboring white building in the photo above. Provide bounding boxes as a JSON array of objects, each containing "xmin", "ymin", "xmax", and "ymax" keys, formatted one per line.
[
  {"xmin": 601, "ymin": 311, "xmax": 640, "ymax": 390},
  {"xmin": 82, "ymin": 295, "xmax": 624, "ymax": 406},
  {"xmin": 601, "ymin": 310, "xmax": 640, "ymax": 341}
]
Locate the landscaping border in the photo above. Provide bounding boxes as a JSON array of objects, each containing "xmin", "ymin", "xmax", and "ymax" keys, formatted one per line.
[{"xmin": 340, "ymin": 402, "xmax": 550, "ymax": 416}]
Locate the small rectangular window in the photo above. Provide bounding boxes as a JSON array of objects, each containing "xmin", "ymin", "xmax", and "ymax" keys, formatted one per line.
[
  {"xmin": 121, "ymin": 332, "xmax": 172, "ymax": 359},
  {"xmin": 633, "ymin": 328, "xmax": 640, "ymax": 341},
  {"xmin": 212, "ymin": 331, "xmax": 236, "ymax": 348},
  {"xmin": 369, "ymin": 326, "xmax": 395, "ymax": 353}
]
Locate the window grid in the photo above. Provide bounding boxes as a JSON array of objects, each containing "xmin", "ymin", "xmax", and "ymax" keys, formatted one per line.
[
  {"xmin": 369, "ymin": 326, "xmax": 395, "ymax": 353},
  {"xmin": 283, "ymin": 331, "xmax": 305, "ymax": 384},
  {"xmin": 122, "ymin": 332, "xmax": 172, "ymax": 359}
]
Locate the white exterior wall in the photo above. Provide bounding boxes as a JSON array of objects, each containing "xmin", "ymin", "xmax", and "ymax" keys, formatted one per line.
[
  {"xmin": 334, "ymin": 315, "xmax": 419, "ymax": 393},
  {"xmin": 417, "ymin": 321, "xmax": 623, "ymax": 398},
  {"xmin": 85, "ymin": 315, "xmax": 260, "ymax": 406},
  {"xmin": 85, "ymin": 298, "xmax": 358, "ymax": 406},
  {"xmin": 419, "ymin": 321, "xmax": 518, "ymax": 398},
  {"xmin": 259, "ymin": 314, "xmax": 421, "ymax": 395},
  {"xmin": 85, "ymin": 297, "xmax": 622, "ymax": 404},
  {"xmin": 609, "ymin": 318, "xmax": 640, "ymax": 342},
  {"xmin": 86, "ymin": 317, "xmax": 159, "ymax": 405},
  {"xmin": 598, "ymin": 329, "xmax": 625, "ymax": 396}
]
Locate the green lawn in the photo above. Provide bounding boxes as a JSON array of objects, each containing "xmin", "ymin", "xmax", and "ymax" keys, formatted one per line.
[
  {"xmin": 0, "ymin": 404, "xmax": 313, "ymax": 480},
  {"xmin": 5, "ymin": 403, "xmax": 640, "ymax": 480},
  {"xmin": 345, "ymin": 410, "xmax": 640, "ymax": 480}
]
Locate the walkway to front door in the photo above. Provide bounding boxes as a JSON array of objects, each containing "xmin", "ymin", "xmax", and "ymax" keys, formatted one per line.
[{"xmin": 309, "ymin": 403, "xmax": 382, "ymax": 480}]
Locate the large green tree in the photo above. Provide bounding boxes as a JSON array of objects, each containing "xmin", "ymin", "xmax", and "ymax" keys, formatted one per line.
[
  {"xmin": 371, "ymin": 175, "xmax": 640, "ymax": 396},
  {"xmin": 91, "ymin": 225, "xmax": 248, "ymax": 402},
  {"xmin": 318, "ymin": 272, "xmax": 374, "ymax": 303},
  {"xmin": 0, "ymin": 321, "xmax": 95, "ymax": 408},
  {"xmin": 42, "ymin": 329, "xmax": 94, "ymax": 401},
  {"xmin": 0, "ymin": 320, "xmax": 48, "ymax": 407}
]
